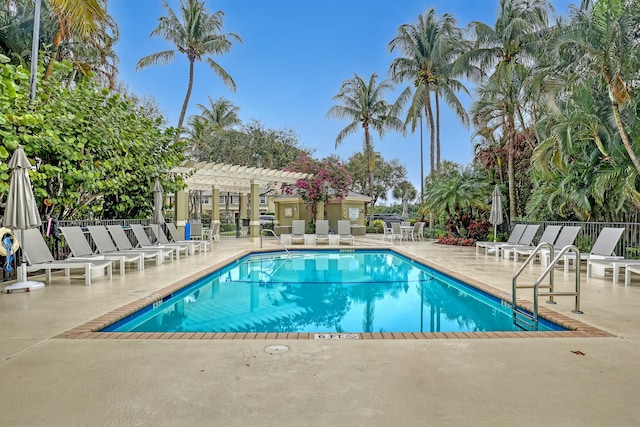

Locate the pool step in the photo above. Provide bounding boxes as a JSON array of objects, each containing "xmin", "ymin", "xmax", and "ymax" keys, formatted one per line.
[{"xmin": 513, "ymin": 307, "xmax": 535, "ymax": 331}]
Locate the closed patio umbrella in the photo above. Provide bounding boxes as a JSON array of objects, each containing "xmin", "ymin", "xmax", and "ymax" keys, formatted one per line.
[
  {"xmin": 489, "ymin": 185, "xmax": 503, "ymax": 243},
  {"xmin": 3, "ymin": 146, "xmax": 43, "ymax": 291},
  {"xmin": 152, "ymin": 179, "xmax": 165, "ymax": 225}
]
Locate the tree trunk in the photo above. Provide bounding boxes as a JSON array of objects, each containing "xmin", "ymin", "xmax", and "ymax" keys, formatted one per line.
[
  {"xmin": 507, "ymin": 115, "xmax": 516, "ymax": 224},
  {"xmin": 435, "ymin": 93, "xmax": 441, "ymax": 173},
  {"xmin": 177, "ymin": 58, "xmax": 195, "ymax": 130},
  {"xmin": 423, "ymin": 87, "xmax": 435, "ymax": 176},
  {"xmin": 612, "ymin": 102, "xmax": 640, "ymax": 175}
]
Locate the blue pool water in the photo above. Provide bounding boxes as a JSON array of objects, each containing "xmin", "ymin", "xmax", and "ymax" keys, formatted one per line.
[{"xmin": 104, "ymin": 250, "xmax": 564, "ymax": 334}]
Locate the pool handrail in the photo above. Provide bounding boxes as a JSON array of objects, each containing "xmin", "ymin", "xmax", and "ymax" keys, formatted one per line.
[{"xmin": 260, "ymin": 228, "xmax": 289, "ymax": 256}]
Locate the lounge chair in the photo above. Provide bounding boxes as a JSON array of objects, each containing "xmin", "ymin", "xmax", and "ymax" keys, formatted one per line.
[
  {"xmin": 19, "ymin": 228, "xmax": 112, "ymax": 286},
  {"xmin": 585, "ymin": 228, "xmax": 639, "ymax": 282},
  {"xmin": 208, "ymin": 222, "xmax": 220, "ymax": 242},
  {"xmin": 59, "ymin": 226, "xmax": 144, "ymax": 274},
  {"xmin": 164, "ymin": 222, "xmax": 208, "ymax": 254},
  {"xmin": 502, "ymin": 225, "xmax": 561, "ymax": 261},
  {"xmin": 315, "ymin": 220, "xmax": 330, "ymax": 245},
  {"xmin": 476, "ymin": 224, "xmax": 526, "ymax": 255},
  {"xmin": 536, "ymin": 226, "xmax": 582, "ymax": 267},
  {"xmin": 337, "ymin": 220, "xmax": 354, "ymax": 245},
  {"xmin": 107, "ymin": 225, "xmax": 176, "ymax": 262},
  {"xmin": 87, "ymin": 225, "xmax": 164, "ymax": 266},
  {"xmin": 562, "ymin": 227, "xmax": 625, "ymax": 273},
  {"xmin": 290, "ymin": 220, "xmax": 307, "ymax": 245},
  {"xmin": 129, "ymin": 224, "xmax": 185, "ymax": 260},
  {"xmin": 492, "ymin": 224, "xmax": 539, "ymax": 258},
  {"xmin": 624, "ymin": 265, "xmax": 640, "ymax": 286}
]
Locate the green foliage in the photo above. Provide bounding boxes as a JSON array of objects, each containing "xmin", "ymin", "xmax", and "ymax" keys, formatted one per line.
[
  {"xmin": 187, "ymin": 119, "xmax": 312, "ymax": 168},
  {"xmin": 0, "ymin": 60, "xmax": 185, "ymax": 220}
]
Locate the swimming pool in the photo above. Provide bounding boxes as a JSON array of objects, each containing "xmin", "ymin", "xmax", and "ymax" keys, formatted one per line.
[{"xmin": 103, "ymin": 250, "xmax": 564, "ymax": 334}]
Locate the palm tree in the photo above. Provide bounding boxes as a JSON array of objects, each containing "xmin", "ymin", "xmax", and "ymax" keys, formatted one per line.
[
  {"xmin": 548, "ymin": 0, "xmax": 640, "ymax": 175},
  {"xmin": 463, "ymin": 0, "xmax": 553, "ymax": 223},
  {"xmin": 194, "ymin": 96, "xmax": 240, "ymax": 131},
  {"xmin": 327, "ymin": 72, "xmax": 405, "ymax": 210},
  {"xmin": 136, "ymin": 0, "xmax": 241, "ymax": 130},
  {"xmin": 392, "ymin": 180, "xmax": 417, "ymax": 220},
  {"xmin": 44, "ymin": 0, "xmax": 114, "ymax": 79},
  {"xmin": 388, "ymin": 8, "xmax": 473, "ymax": 175}
]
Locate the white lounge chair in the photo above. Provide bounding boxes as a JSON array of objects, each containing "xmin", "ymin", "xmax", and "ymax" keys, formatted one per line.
[
  {"xmin": 391, "ymin": 223, "xmax": 403, "ymax": 242},
  {"xmin": 87, "ymin": 225, "xmax": 164, "ymax": 267},
  {"xmin": 536, "ymin": 226, "xmax": 582, "ymax": 267},
  {"xmin": 290, "ymin": 220, "xmax": 307, "ymax": 245},
  {"xmin": 107, "ymin": 225, "xmax": 175, "ymax": 262},
  {"xmin": 624, "ymin": 265, "xmax": 640, "ymax": 286},
  {"xmin": 337, "ymin": 220, "xmax": 354, "ymax": 245},
  {"xmin": 59, "ymin": 226, "xmax": 144, "ymax": 274},
  {"xmin": 129, "ymin": 224, "xmax": 187, "ymax": 260},
  {"xmin": 20, "ymin": 228, "xmax": 112, "ymax": 286},
  {"xmin": 503, "ymin": 225, "xmax": 561, "ymax": 261},
  {"xmin": 476, "ymin": 224, "xmax": 526, "ymax": 255},
  {"xmin": 491, "ymin": 224, "xmax": 539, "ymax": 258},
  {"xmin": 164, "ymin": 222, "xmax": 208, "ymax": 254},
  {"xmin": 315, "ymin": 220, "xmax": 330, "ymax": 245},
  {"xmin": 562, "ymin": 227, "xmax": 625, "ymax": 273}
]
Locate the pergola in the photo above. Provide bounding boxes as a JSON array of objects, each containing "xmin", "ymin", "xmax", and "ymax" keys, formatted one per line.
[{"xmin": 170, "ymin": 161, "xmax": 308, "ymax": 239}]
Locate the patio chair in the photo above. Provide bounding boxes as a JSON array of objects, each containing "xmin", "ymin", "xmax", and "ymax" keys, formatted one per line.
[
  {"xmin": 408, "ymin": 222, "xmax": 425, "ymax": 242},
  {"xmin": 59, "ymin": 226, "xmax": 144, "ymax": 274},
  {"xmin": 87, "ymin": 225, "xmax": 164, "ymax": 267},
  {"xmin": 584, "ymin": 228, "xmax": 638, "ymax": 282},
  {"xmin": 337, "ymin": 220, "xmax": 354, "ymax": 245},
  {"xmin": 315, "ymin": 220, "xmax": 330, "ymax": 245},
  {"xmin": 382, "ymin": 224, "xmax": 394, "ymax": 242},
  {"xmin": 560, "ymin": 227, "xmax": 625, "ymax": 273},
  {"xmin": 391, "ymin": 223, "xmax": 403, "ymax": 242},
  {"xmin": 290, "ymin": 220, "xmax": 307, "ymax": 245},
  {"xmin": 501, "ymin": 225, "xmax": 562, "ymax": 262},
  {"xmin": 624, "ymin": 265, "xmax": 640, "ymax": 286},
  {"xmin": 19, "ymin": 228, "xmax": 112, "ymax": 286},
  {"xmin": 536, "ymin": 226, "xmax": 582, "ymax": 267},
  {"xmin": 107, "ymin": 225, "xmax": 176, "ymax": 262},
  {"xmin": 164, "ymin": 222, "xmax": 208, "ymax": 254},
  {"xmin": 503, "ymin": 225, "xmax": 562, "ymax": 262},
  {"xmin": 189, "ymin": 222, "xmax": 203, "ymax": 240},
  {"xmin": 129, "ymin": 224, "xmax": 190, "ymax": 259},
  {"xmin": 476, "ymin": 224, "xmax": 526, "ymax": 255},
  {"xmin": 208, "ymin": 222, "xmax": 220, "ymax": 242}
]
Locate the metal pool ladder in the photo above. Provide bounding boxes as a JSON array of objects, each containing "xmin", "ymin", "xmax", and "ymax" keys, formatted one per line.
[
  {"xmin": 511, "ymin": 243, "xmax": 583, "ymax": 331},
  {"xmin": 260, "ymin": 228, "xmax": 289, "ymax": 256}
]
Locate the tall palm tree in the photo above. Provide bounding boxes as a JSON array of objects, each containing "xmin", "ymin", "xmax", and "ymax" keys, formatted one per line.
[
  {"xmin": 463, "ymin": 0, "xmax": 553, "ymax": 223},
  {"xmin": 194, "ymin": 96, "xmax": 240, "ymax": 131},
  {"xmin": 44, "ymin": 0, "xmax": 114, "ymax": 79},
  {"xmin": 388, "ymin": 8, "xmax": 472, "ymax": 175},
  {"xmin": 327, "ymin": 72, "xmax": 405, "ymax": 208},
  {"xmin": 136, "ymin": 0, "xmax": 241, "ymax": 130}
]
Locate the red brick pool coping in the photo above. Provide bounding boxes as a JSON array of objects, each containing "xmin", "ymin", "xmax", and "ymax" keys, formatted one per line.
[{"xmin": 56, "ymin": 247, "xmax": 613, "ymax": 340}]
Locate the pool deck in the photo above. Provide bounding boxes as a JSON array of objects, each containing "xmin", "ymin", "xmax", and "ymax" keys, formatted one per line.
[{"xmin": 1, "ymin": 235, "xmax": 639, "ymax": 426}]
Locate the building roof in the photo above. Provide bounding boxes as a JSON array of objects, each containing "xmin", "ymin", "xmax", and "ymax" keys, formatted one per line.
[
  {"xmin": 273, "ymin": 190, "xmax": 371, "ymax": 202},
  {"xmin": 171, "ymin": 161, "xmax": 309, "ymax": 193}
]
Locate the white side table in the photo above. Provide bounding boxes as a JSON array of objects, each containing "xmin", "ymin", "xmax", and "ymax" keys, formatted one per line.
[{"xmin": 328, "ymin": 234, "xmax": 340, "ymax": 245}]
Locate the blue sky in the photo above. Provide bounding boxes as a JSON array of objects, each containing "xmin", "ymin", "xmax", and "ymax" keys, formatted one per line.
[{"xmin": 109, "ymin": 0, "xmax": 574, "ymax": 199}]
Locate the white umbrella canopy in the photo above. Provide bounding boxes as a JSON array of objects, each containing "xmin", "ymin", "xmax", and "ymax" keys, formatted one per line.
[
  {"xmin": 489, "ymin": 185, "xmax": 503, "ymax": 242},
  {"xmin": 152, "ymin": 179, "xmax": 165, "ymax": 225},
  {"xmin": 4, "ymin": 147, "xmax": 42, "ymax": 231},
  {"xmin": 3, "ymin": 147, "xmax": 43, "ymax": 286}
]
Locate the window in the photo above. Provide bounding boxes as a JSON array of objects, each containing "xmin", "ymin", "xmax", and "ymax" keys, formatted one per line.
[
  {"xmin": 231, "ymin": 195, "xmax": 239, "ymax": 204},
  {"xmin": 219, "ymin": 195, "xmax": 226, "ymax": 204},
  {"xmin": 202, "ymin": 196, "xmax": 210, "ymax": 204},
  {"xmin": 259, "ymin": 195, "xmax": 267, "ymax": 204}
]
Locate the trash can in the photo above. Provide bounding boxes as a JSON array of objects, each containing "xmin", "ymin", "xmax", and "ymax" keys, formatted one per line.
[{"xmin": 184, "ymin": 222, "xmax": 191, "ymax": 240}]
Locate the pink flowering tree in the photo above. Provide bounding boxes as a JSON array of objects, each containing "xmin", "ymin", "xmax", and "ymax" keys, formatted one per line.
[{"xmin": 281, "ymin": 154, "xmax": 352, "ymax": 218}]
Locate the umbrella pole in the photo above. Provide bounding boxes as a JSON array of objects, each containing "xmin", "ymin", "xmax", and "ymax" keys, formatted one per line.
[{"xmin": 493, "ymin": 224, "xmax": 497, "ymax": 243}]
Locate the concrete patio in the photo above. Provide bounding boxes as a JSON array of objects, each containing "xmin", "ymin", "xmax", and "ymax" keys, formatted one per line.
[{"xmin": 1, "ymin": 235, "xmax": 639, "ymax": 426}]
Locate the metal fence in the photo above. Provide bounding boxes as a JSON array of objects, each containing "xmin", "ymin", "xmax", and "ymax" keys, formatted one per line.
[{"xmin": 520, "ymin": 221, "xmax": 640, "ymax": 258}]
